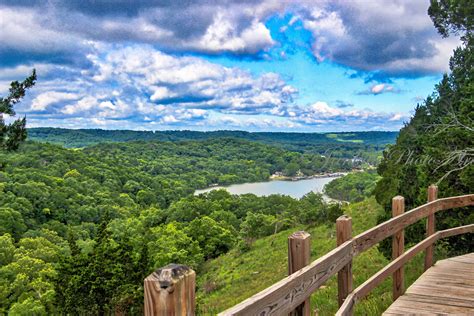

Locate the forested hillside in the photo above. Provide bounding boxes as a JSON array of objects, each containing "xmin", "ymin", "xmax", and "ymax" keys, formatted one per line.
[
  {"xmin": 0, "ymin": 139, "xmax": 346, "ymax": 314},
  {"xmin": 28, "ymin": 128, "xmax": 397, "ymax": 166},
  {"xmin": 375, "ymin": 0, "xmax": 473, "ymax": 257},
  {"xmin": 324, "ymin": 170, "xmax": 380, "ymax": 202}
]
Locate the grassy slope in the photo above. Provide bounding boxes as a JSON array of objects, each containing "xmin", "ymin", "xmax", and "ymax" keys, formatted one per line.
[{"xmin": 196, "ymin": 198, "xmax": 426, "ymax": 315}]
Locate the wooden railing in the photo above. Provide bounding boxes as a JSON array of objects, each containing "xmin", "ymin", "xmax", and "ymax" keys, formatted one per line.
[
  {"xmin": 143, "ymin": 186, "xmax": 474, "ymax": 316},
  {"xmin": 218, "ymin": 186, "xmax": 474, "ymax": 316}
]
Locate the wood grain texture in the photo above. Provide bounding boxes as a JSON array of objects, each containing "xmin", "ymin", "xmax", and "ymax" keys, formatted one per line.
[
  {"xmin": 383, "ymin": 253, "xmax": 474, "ymax": 315},
  {"xmin": 336, "ymin": 216, "xmax": 352, "ymax": 308},
  {"xmin": 144, "ymin": 264, "xmax": 195, "ymax": 316},
  {"xmin": 391, "ymin": 196, "xmax": 405, "ymax": 301},
  {"xmin": 438, "ymin": 223, "xmax": 474, "ymax": 238},
  {"xmin": 288, "ymin": 231, "xmax": 311, "ymax": 316},
  {"xmin": 218, "ymin": 241, "xmax": 353, "ymax": 316},
  {"xmin": 424, "ymin": 184, "xmax": 438, "ymax": 271}
]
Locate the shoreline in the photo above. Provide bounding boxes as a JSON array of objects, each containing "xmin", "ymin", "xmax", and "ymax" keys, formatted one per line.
[
  {"xmin": 195, "ymin": 172, "xmax": 348, "ymax": 196},
  {"xmin": 269, "ymin": 171, "xmax": 347, "ymax": 181}
]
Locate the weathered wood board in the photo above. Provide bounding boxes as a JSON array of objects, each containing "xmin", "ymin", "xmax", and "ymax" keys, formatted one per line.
[{"xmin": 383, "ymin": 253, "xmax": 474, "ymax": 315}]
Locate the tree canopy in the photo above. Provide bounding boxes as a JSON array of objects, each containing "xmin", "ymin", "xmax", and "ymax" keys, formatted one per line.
[
  {"xmin": 0, "ymin": 70, "xmax": 36, "ymax": 151},
  {"xmin": 375, "ymin": 0, "xmax": 473, "ymax": 257}
]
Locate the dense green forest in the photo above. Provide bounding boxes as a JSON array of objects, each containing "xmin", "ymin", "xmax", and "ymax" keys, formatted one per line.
[
  {"xmin": 0, "ymin": 139, "xmax": 347, "ymax": 314},
  {"xmin": 324, "ymin": 170, "xmax": 380, "ymax": 202},
  {"xmin": 375, "ymin": 0, "xmax": 474, "ymax": 258},
  {"xmin": 28, "ymin": 128, "xmax": 397, "ymax": 166}
]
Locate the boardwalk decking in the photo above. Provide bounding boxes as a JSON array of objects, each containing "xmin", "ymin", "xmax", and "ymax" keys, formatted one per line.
[{"xmin": 384, "ymin": 253, "xmax": 474, "ymax": 315}]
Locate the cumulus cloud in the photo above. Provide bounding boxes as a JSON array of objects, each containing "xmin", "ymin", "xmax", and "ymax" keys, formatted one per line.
[
  {"xmin": 18, "ymin": 44, "xmax": 297, "ymax": 127},
  {"xmin": 1, "ymin": 0, "xmax": 459, "ymax": 77},
  {"xmin": 0, "ymin": 0, "xmax": 282, "ymax": 61},
  {"xmin": 31, "ymin": 91, "xmax": 80, "ymax": 111},
  {"xmin": 8, "ymin": 41, "xmax": 409, "ymax": 131},
  {"xmin": 281, "ymin": 101, "xmax": 409, "ymax": 129},
  {"xmin": 295, "ymin": 0, "xmax": 460, "ymax": 77},
  {"xmin": 0, "ymin": 1, "xmax": 438, "ymax": 131},
  {"xmin": 357, "ymin": 83, "xmax": 401, "ymax": 95},
  {"xmin": 0, "ymin": 6, "xmax": 89, "ymax": 66}
]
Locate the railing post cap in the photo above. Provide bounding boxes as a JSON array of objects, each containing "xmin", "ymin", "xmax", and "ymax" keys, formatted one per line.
[
  {"xmin": 337, "ymin": 215, "xmax": 352, "ymax": 222},
  {"xmin": 289, "ymin": 230, "xmax": 310, "ymax": 239},
  {"xmin": 393, "ymin": 195, "xmax": 404, "ymax": 201},
  {"xmin": 146, "ymin": 263, "xmax": 194, "ymax": 290}
]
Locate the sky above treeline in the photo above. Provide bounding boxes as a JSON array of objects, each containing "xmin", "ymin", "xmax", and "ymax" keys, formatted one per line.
[{"xmin": 0, "ymin": 0, "xmax": 460, "ymax": 132}]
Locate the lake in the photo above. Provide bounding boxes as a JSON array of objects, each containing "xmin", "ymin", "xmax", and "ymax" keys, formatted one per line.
[{"xmin": 194, "ymin": 176, "xmax": 340, "ymax": 199}]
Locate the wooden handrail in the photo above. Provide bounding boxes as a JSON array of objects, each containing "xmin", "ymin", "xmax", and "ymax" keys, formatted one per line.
[
  {"xmin": 352, "ymin": 194, "xmax": 474, "ymax": 255},
  {"xmin": 335, "ymin": 223, "xmax": 474, "ymax": 316},
  {"xmin": 219, "ymin": 241, "xmax": 353, "ymax": 315},
  {"xmin": 219, "ymin": 192, "xmax": 474, "ymax": 316}
]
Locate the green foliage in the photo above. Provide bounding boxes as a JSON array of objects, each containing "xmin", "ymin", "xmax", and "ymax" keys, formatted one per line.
[
  {"xmin": 28, "ymin": 128, "xmax": 397, "ymax": 167},
  {"xmin": 428, "ymin": 0, "xmax": 473, "ymax": 39},
  {"xmin": 0, "ymin": 69, "xmax": 36, "ymax": 151},
  {"xmin": 375, "ymin": 3, "xmax": 474, "ymax": 258},
  {"xmin": 325, "ymin": 170, "xmax": 381, "ymax": 202},
  {"xmin": 0, "ymin": 207, "xmax": 27, "ymax": 238},
  {"xmin": 0, "ymin": 136, "xmax": 352, "ymax": 313},
  {"xmin": 185, "ymin": 216, "xmax": 236, "ymax": 260}
]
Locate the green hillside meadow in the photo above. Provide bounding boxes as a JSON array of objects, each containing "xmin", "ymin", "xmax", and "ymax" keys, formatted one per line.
[{"xmin": 196, "ymin": 198, "xmax": 430, "ymax": 315}]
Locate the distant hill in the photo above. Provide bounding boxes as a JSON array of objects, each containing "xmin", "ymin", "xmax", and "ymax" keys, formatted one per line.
[{"xmin": 28, "ymin": 127, "xmax": 398, "ymax": 151}]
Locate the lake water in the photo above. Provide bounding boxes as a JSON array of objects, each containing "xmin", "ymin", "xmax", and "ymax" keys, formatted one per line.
[{"xmin": 194, "ymin": 176, "xmax": 339, "ymax": 199}]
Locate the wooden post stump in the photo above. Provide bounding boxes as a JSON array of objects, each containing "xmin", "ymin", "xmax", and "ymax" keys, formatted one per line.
[
  {"xmin": 336, "ymin": 215, "xmax": 353, "ymax": 308},
  {"xmin": 425, "ymin": 185, "xmax": 438, "ymax": 270},
  {"xmin": 392, "ymin": 196, "xmax": 405, "ymax": 301},
  {"xmin": 288, "ymin": 231, "xmax": 311, "ymax": 316},
  {"xmin": 144, "ymin": 264, "xmax": 195, "ymax": 316}
]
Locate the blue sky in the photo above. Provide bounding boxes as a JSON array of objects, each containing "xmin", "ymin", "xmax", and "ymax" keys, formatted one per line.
[{"xmin": 0, "ymin": 0, "xmax": 460, "ymax": 132}]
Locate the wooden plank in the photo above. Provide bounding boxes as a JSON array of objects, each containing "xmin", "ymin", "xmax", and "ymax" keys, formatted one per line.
[
  {"xmin": 401, "ymin": 293, "xmax": 474, "ymax": 308},
  {"xmin": 336, "ymin": 215, "xmax": 352, "ymax": 308},
  {"xmin": 391, "ymin": 196, "xmax": 405, "ymax": 301},
  {"xmin": 386, "ymin": 298, "xmax": 473, "ymax": 314},
  {"xmin": 424, "ymin": 185, "xmax": 437, "ymax": 271},
  {"xmin": 448, "ymin": 252, "xmax": 474, "ymax": 262},
  {"xmin": 219, "ymin": 241, "xmax": 354, "ymax": 316},
  {"xmin": 384, "ymin": 252, "xmax": 474, "ymax": 315},
  {"xmin": 288, "ymin": 231, "xmax": 311, "ymax": 316}
]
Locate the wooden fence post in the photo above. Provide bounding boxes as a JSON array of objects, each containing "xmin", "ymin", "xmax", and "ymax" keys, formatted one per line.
[
  {"xmin": 392, "ymin": 196, "xmax": 405, "ymax": 301},
  {"xmin": 337, "ymin": 215, "xmax": 353, "ymax": 308},
  {"xmin": 424, "ymin": 185, "xmax": 438, "ymax": 271},
  {"xmin": 288, "ymin": 231, "xmax": 311, "ymax": 316},
  {"xmin": 144, "ymin": 264, "xmax": 195, "ymax": 316}
]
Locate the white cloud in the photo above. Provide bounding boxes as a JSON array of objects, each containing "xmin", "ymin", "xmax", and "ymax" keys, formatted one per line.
[
  {"xmin": 31, "ymin": 91, "xmax": 80, "ymax": 111},
  {"xmin": 150, "ymin": 87, "xmax": 175, "ymax": 102},
  {"xmin": 62, "ymin": 96, "xmax": 99, "ymax": 115},
  {"xmin": 295, "ymin": 0, "xmax": 460, "ymax": 76}
]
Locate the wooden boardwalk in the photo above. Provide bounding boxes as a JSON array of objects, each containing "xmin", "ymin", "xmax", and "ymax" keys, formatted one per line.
[{"xmin": 384, "ymin": 253, "xmax": 474, "ymax": 315}]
